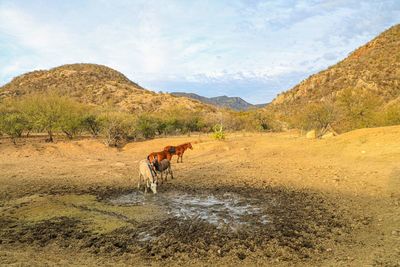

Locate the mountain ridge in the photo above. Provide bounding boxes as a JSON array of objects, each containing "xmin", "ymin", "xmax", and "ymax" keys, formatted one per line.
[
  {"xmin": 0, "ymin": 63, "xmax": 217, "ymax": 113},
  {"xmin": 171, "ymin": 92, "xmax": 266, "ymax": 111}
]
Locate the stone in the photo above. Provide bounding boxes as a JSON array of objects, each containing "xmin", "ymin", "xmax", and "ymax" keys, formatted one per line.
[
  {"xmin": 306, "ymin": 130, "xmax": 316, "ymax": 139},
  {"xmin": 322, "ymin": 132, "xmax": 335, "ymax": 139}
]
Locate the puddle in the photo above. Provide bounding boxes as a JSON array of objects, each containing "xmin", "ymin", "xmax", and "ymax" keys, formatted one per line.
[{"xmin": 108, "ymin": 191, "xmax": 270, "ymax": 230}]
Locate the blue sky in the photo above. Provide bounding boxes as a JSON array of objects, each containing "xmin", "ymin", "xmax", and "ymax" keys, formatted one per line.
[{"xmin": 0, "ymin": 0, "xmax": 399, "ymax": 104}]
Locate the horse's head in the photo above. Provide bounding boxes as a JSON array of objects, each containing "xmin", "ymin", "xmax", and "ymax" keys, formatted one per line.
[
  {"xmin": 188, "ymin": 142, "xmax": 193, "ymax": 150},
  {"xmin": 150, "ymin": 181, "xmax": 157, "ymax": 194}
]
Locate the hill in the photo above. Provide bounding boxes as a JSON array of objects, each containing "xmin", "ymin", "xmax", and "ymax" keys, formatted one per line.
[
  {"xmin": 171, "ymin": 92, "xmax": 266, "ymax": 110},
  {"xmin": 269, "ymin": 24, "xmax": 400, "ymax": 114},
  {"xmin": 0, "ymin": 63, "xmax": 217, "ymax": 113}
]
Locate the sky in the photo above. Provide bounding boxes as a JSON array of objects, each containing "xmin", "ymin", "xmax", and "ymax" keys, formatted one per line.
[{"xmin": 0, "ymin": 0, "xmax": 399, "ymax": 104}]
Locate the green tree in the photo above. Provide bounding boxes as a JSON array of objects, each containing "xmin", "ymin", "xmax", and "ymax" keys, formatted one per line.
[
  {"xmin": 0, "ymin": 99, "xmax": 30, "ymax": 144},
  {"xmin": 58, "ymin": 103, "xmax": 87, "ymax": 139},
  {"xmin": 337, "ymin": 88, "xmax": 382, "ymax": 131},
  {"xmin": 135, "ymin": 114, "xmax": 159, "ymax": 139},
  {"xmin": 299, "ymin": 102, "xmax": 337, "ymax": 134},
  {"xmin": 23, "ymin": 95, "xmax": 88, "ymax": 142},
  {"xmin": 382, "ymin": 102, "xmax": 400, "ymax": 126},
  {"xmin": 0, "ymin": 111, "xmax": 27, "ymax": 144},
  {"xmin": 82, "ymin": 113, "xmax": 102, "ymax": 137}
]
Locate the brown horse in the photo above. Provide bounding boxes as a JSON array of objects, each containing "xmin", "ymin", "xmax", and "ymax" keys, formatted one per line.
[
  {"xmin": 164, "ymin": 142, "xmax": 193, "ymax": 163},
  {"xmin": 147, "ymin": 150, "xmax": 172, "ymax": 166}
]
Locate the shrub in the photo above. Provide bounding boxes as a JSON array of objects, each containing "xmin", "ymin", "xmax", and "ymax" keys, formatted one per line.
[{"xmin": 212, "ymin": 124, "xmax": 225, "ymax": 140}]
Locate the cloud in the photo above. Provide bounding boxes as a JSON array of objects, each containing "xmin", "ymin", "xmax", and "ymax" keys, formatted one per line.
[{"xmin": 0, "ymin": 0, "xmax": 399, "ymax": 103}]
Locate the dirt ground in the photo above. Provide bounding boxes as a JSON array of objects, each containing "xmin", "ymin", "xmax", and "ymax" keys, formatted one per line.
[{"xmin": 0, "ymin": 127, "xmax": 399, "ymax": 266}]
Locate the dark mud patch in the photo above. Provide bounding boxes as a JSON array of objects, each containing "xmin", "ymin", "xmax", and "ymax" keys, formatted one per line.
[{"xmin": 0, "ymin": 185, "xmax": 353, "ymax": 263}]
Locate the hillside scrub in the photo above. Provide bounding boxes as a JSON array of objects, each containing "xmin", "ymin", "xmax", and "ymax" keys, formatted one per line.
[
  {"xmin": 283, "ymin": 87, "xmax": 400, "ymax": 136},
  {"xmin": 380, "ymin": 101, "xmax": 400, "ymax": 126},
  {"xmin": 335, "ymin": 87, "xmax": 383, "ymax": 131}
]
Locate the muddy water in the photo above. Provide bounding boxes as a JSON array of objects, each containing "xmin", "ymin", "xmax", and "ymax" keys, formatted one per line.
[{"xmin": 108, "ymin": 191, "xmax": 270, "ymax": 230}]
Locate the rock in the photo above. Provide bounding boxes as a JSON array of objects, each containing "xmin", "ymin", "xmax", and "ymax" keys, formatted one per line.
[
  {"xmin": 321, "ymin": 132, "xmax": 335, "ymax": 139},
  {"xmin": 306, "ymin": 130, "xmax": 316, "ymax": 139}
]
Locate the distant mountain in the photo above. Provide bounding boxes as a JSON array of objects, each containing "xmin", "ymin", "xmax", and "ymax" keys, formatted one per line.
[
  {"xmin": 171, "ymin": 92, "xmax": 266, "ymax": 111},
  {"xmin": 0, "ymin": 63, "xmax": 217, "ymax": 113}
]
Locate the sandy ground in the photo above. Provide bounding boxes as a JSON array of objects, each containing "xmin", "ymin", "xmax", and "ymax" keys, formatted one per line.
[{"xmin": 0, "ymin": 127, "xmax": 399, "ymax": 266}]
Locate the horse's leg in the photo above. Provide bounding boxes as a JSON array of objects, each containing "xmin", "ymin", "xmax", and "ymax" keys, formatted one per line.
[
  {"xmin": 170, "ymin": 166, "xmax": 174, "ymax": 179},
  {"xmin": 159, "ymin": 172, "xmax": 162, "ymax": 184},
  {"xmin": 138, "ymin": 173, "xmax": 142, "ymax": 189}
]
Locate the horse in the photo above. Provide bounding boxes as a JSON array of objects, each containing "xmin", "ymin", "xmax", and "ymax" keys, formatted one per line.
[
  {"xmin": 147, "ymin": 150, "xmax": 173, "ymax": 165},
  {"xmin": 164, "ymin": 142, "xmax": 193, "ymax": 163},
  {"xmin": 153, "ymin": 159, "xmax": 174, "ymax": 184},
  {"xmin": 137, "ymin": 159, "xmax": 157, "ymax": 194}
]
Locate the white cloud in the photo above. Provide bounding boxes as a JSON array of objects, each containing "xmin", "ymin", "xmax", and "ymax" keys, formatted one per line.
[{"xmin": 0, "ymin": 0, "xmax": 399, "ymax": 102}]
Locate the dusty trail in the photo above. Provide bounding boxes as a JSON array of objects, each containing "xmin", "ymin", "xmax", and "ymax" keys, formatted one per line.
[{"xmin": 0, "ymin": 127, "xmax": 399, "ymax": 266}]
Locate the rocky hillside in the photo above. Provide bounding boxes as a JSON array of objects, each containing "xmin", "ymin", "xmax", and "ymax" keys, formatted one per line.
[
  {"xmin": 0, "ymin": 64, "xmax": 216, "ymax": 113},
  {"xmin": 270, "ymin": 24, "xmax": 400, "ymax": 112},
  {"xmin": 171, "ymin": 92, "xmax": 266, "ymax": 110}
]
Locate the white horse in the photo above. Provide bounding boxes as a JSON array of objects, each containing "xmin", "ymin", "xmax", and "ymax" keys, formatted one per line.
[{"xmin": 138, "ymin": 159, "xmax": 157, "ymax": 194}]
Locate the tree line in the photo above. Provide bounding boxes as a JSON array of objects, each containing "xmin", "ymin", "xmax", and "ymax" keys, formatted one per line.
[{"xmin": 0, "ymin": 94, "xmax": 279, "ymax": 146}]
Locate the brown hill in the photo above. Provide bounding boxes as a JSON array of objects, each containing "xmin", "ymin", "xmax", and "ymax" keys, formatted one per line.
[
  {"xmin": 0, "ymin": 63, "xmax": 216, "ymax": 113},
  {"xmin": 270, "ymin": 24, "xmax": 400, "ymax": 113}
]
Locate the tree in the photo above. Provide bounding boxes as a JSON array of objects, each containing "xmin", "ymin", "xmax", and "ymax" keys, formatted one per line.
[
  {"xmin": 336, "ymin": 88, "xmax": 382, "ymax": 131},
  {"xmin": 381, "ymin": 101, "xmax": 400, "ymax": 126},
  {"xmin": 0, "ymin": 100, "xmax": 29, "ymax": 144},
  {"xmin": 0, "ymin": 111, "xmax": 27, "ymax": 144},
  {"xmin": 299, "ymin": 102, "xmax": 337, "ymax": 134},
  {"xmin": 135, "ymin": 114, "xmax": 159, "ymax": 139},
  {"xmin": 21, "ymin": 95, "xmax": 81, "ymax": 142},
  {"xmin": 82, "ymin": 114, "xmax": 102, "ymax": 137},
  {"xmin": 99, "ymin": 111, "xmax": 135, "ymax": 147},
  {"xmin": 58, "ymin": 102, "xmax": 87, "ymax": 139}
]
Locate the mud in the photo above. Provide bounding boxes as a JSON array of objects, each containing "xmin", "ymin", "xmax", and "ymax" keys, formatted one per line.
[
  {"xmin": 0, "ymin": 185, "xmax": 351, "ymax": 263},
  {"xmin": 109, "ymin": 190, "xmax": 270, "ymax": 230}
]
